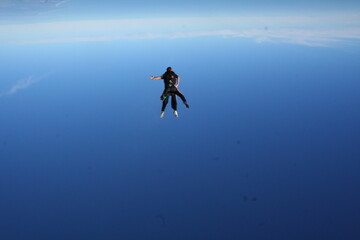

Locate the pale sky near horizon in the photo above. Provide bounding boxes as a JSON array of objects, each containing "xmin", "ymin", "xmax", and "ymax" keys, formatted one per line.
[{"xmin": 1, "ymin": 0, "xmax": 360, "ymax": 47}]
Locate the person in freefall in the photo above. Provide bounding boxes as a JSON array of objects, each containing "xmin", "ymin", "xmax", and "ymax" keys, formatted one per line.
[{"xmin": 150, "ymin": 67, "xmax": 189, "ymax": 118}]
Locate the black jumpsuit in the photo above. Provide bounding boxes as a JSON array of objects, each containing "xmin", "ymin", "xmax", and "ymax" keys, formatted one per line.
[{"xmin": 160, "ymin": 71, "xmax": 187, "ymax": 111}]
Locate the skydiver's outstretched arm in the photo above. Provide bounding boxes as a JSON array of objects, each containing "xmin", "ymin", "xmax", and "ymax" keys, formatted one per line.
[{"xmin": 150, "ymin": 75, "xmax": 162, "ymax": 80}]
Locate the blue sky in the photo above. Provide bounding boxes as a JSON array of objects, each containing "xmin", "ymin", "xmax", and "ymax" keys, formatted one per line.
[{"xmin": 1, "ymin": 1, "xmax": 360, "ymax": 240}]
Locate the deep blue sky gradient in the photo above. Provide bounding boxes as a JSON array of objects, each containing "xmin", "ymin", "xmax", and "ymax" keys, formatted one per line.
[{"xmin": 1, "ymin": 36, "xmax": 360, "ymax": 239}]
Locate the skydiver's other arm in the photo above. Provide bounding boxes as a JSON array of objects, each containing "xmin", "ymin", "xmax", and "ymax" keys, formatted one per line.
[
  {"xmin": 175, "ymin": 76, "xmax": 180, "ymax": 88},
  {"xmin": 150, "ymin": 75, "xmax": 162, "ymax": 80}
]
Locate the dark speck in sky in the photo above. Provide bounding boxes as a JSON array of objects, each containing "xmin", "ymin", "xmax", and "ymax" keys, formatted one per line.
[
  {"xmin": 258, "ymin": 221, "xmax": 266, "ymax": 227},
  {"xmin": 156, "ymin": 215, "xmax": 166, "ymax": 227}
]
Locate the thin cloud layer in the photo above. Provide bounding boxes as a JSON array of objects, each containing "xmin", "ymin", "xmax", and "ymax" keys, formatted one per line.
[
  {"xmin": 0, "ymin": 75, "xmax": 45, "ymax": 97},
  {"xmin": 8, "ymin": 28, "xmax": 360, "ymax": 47},
  {"xmin": 0, "ymin": 0, "xmax": 69, "ymax": 8},
  {"xmin": 1, "ymin": 14, "xmax": 360, "ymax": 47},
  {"xmin": 0, "ymin": 0, "xmax": 69, "ymax": 17}
]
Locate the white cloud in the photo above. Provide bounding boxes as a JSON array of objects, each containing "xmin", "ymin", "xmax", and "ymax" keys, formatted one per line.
[
  {"xmin": 0, "ymin": 74, "xmax": 46, "ymax": 97},
  {"xmin": 55, "ymin": 0, "xmax": 69, "ymax": 7},
  {"xmin": 6, "ymin": 28, "xmax": 360, "ymax": 47},
  {"xmin": 1, "ymin": 14, "xmax": 360, "ymax": 47}
]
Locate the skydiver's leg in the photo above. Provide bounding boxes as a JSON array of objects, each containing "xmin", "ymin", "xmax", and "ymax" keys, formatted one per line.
[
  {"xmin": 171, "ymin": 94, "xmax": 179, "ymax": 117},
  {"xmin": 160, "ymin": 88, "xmax": 171, "ymax": 100},
  {"xmin": 174, "ymin": 88, "xmax": 189, "ymax": 108},
  {"xmin": 161, "ymin": 97, "xmax": 169, "ymax": 112},
  {"xmin": 171, "ymin": 94, "xmax": 177, "ymax": 111}
]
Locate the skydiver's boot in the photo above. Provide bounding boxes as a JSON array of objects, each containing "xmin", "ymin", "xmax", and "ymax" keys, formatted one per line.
[
  {"xmin": 174, "ymin": 111, "xmax": 179, "ymax": 118},
  {"xmin": 160, "ymin": 111, "xmax": 165, "ymax": 118},
  {"xmin": 184, "ymin": 102, "xmax": 190, "ymax": 108}
]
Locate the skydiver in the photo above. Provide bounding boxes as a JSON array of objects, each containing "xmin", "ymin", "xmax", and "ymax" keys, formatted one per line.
[{"xmin": 150, "ymin": 67, "xmax": 189, "ymax": 118}]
